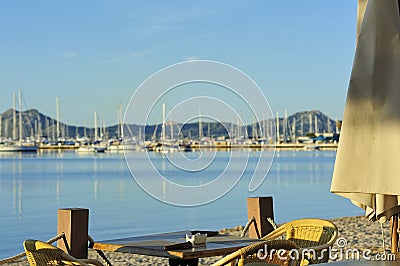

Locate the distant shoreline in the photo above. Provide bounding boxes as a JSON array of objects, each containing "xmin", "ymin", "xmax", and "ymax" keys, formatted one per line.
[{"xmin": 34, "ymin": 142, "xmax": 338, "ymax": 151}]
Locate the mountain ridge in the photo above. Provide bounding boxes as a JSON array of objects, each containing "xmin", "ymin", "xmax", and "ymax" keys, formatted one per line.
[{"xmin": 0, "ymin": 109, "xmax": 340, "ymax": 140}]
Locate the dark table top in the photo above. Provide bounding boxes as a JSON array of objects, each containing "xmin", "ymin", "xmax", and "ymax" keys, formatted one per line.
[{"xmin": 92, "ymin": 230, "xmax": 260, "ymax": 260}]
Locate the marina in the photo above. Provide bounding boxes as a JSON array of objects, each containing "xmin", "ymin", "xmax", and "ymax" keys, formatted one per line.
[{"xmin": 0, "ymin": 98, "xmax": 341, "ymax": 153}]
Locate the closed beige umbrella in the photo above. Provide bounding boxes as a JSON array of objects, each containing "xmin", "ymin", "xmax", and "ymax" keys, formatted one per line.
[{"xmin": 331, "ymin": 0, "xmax": 400, "ymax": 250}]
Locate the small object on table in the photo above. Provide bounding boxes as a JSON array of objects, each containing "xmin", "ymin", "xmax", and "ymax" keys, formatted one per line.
[{"xmin": 186, "ymin": 233, "xmax": 207, "ymax": 246}]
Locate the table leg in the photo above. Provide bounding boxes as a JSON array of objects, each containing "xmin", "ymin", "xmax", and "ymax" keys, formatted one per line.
[{"xmin": 168, "ymin": 258, "xmax": 199, "ymax": 266}]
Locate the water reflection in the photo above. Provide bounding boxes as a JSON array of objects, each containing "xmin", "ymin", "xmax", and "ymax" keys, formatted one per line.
[
  {"xmin": 2, "ymin": 151, "xmax": 336, "ymax": 213},
  {"xmin": 94, "ymin": 179, "xmax": 98, "ymax": 202},
  {"xmin": 11, "ymin": 178, "xmax": 22, "ymax": 217},
  {"xmin": 18, "ymin": 180, "xmax": 22, "ymax": 218},
  {"xmin": 119, "ymin": 179, "xmax": 124, "ymax": 202},
  {"xmin": 56, "ymin": 179, "xmax": 62, "ymax": 205},
  {"xmin": 162, "ymin": 179, "xmax": 167, "ymax": 199},
  {"xmin": 13, "ymin": 179, "xmax": 16, "ymax": 214},
  {"xmin": 276, "ymin": 161, "xmax": 281, "ymax": 186}
]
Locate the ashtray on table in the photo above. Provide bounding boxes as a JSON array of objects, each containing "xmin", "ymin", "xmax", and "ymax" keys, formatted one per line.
[{"xmin": 186, "ymin": 233, "xmax": 207, "ymax": 246}]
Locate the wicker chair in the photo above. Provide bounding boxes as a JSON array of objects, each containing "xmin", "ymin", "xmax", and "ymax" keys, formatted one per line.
[
  {"xmin": 261, "ymin": 219, "xmax": 338, "ymax": 264},
  {"xmin": 211, "ymin": 239, "xmax": 299, "ymax": 266},
  {"xmin": 24, "ymin": 239, "xmax": 104, "ymax": 266}
]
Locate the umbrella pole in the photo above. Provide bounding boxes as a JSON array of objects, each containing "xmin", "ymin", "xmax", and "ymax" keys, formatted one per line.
[{"xmin": 390, "ymin": 213, "xmax": 399, "ymax": 253}]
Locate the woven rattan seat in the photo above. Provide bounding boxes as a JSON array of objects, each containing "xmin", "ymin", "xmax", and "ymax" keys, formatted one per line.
[{"xmin": 24, "ymin": 240, "xmax": 104, "ymax": 266}]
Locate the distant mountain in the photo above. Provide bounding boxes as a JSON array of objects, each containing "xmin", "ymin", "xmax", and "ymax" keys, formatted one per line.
[
  {"xmin": 0, "ymin": 108, "xmax": 57, "ymax": 139},
  {"xmin": 0, "ymin": 109, "xmax": 340, "ymax": 140},
  {"xmin": 0, "ymin": 108, "xmax": 110, "ymax": 140},
  {"xmin": 277, "ymin": 110, "xmax": 340, "ymax": 137},
  {"xmin": 138, "ymin": 110, "xmax": 340, "ymax": 140}
]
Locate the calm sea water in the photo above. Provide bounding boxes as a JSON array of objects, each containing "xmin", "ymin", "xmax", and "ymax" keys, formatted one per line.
[{"xmin": 0, "ymin": 150, "xmax": 361, "ymax": 258}]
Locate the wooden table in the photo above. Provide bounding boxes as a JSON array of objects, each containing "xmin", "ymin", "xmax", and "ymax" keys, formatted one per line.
[{"xmin": 92, "ymin": 230, "xmax": 260, "ymax": 266}]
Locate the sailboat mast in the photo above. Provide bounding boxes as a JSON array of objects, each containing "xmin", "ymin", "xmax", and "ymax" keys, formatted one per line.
[
  {"xmin": 52, "ymin": 120, "xmax": 55, "ymax": 141},
  {"xmin": 13, "ymin": 93, "xmax": 16, "ymax": 140},
  {"xmin": 327, "ymin": 117, "xmax": 331, "ymax": 133},
  {"xmin": 292, "ymin": 117, "xmax": 296, "ymax": 142},
  {"xmin": 284, "ymin": 110, "xmax": 288, "ymax": 142},
  {"xmin": 4, "ymin": 120, "xmax": 8, "ymax": 139},
  {"xmin": 244, "ymin": 123, "xmax": 248, "ymax": 140},
  {"xmin": 237, "ymin": 118, "xmax": 240, "ymax": 140},
  {"xmin": 46, "ymin": 119, "xmax": 49, "ymax": 140},
  {"xmin": 198, "ymin": 109, "xmax": 202, "ymax": 139},
  {"xmin": 56, "ymin": 96, "xmax": 60, "ymax": 139},
  {"xmin": 103, "ymin": 119, "xmax": 107, "ymax": 139},
  {"xmin": 276, "ymin": 111, "xmax": 280, "ymax": 143},
  {"xmin": 335, "ymin": 118, "xmax": 339, "ymax": 134},
  {"xmin": 121, "ymin": 121, "xmax": 124, "ymax": 140},
  {"xmin": 314, "ymin": 115, "xmax": 318, "ymax": 134},
  {"xmin": 37, "ymin": 114, "xmax": 42, "ymax": 139},
  {"xmin": 270, "ymin": 119, "xmax": 273, "ymax": 139},
  {"xmin": 170, "ymin": 112, "xmax": 173, "ymax": 140},
  {"xmin": 261, "ymin": 113, "xmax": 265, "ymax": 139},
  {"xmin": 34, "ymin": 120, "xmax": 37, "ymax": 139},
  {"xmin": 18, "ymin": 90, "xmax": 22, "ymax": 144},
  {"xmin": 162, "ymin": 104, "xmax": 166, "ymax": 142},
  {"xmin": 94, "ymin": 111, "xmax": 98, "ymax": 141},
  {"xmin": 99, "ymin": 119, "xmax": 104, "ymax": 139},
  {"xmin": 84, "ymin": 120, "xmax": 87, "ymax": 137},
  {"xmin": 119, "ymin": 102, "xmax": 124, "ymax": 140},
  {"xmin": 300, "ymin": 115, "xmax": 304, "ymax": 136}
]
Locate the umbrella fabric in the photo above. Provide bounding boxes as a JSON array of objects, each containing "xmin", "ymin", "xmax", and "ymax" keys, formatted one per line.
[
  {"xmin": 331, "ymin": 0, "xmax": 400, "ymax": 223},
  {"xmin": 356, "ymin": 0, "xmax": 368, "ymax": 39}
]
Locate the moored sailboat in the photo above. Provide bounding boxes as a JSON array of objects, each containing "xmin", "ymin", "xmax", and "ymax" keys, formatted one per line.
[{"xmin": 0, "ymin": 91, "xmax": 38, "ymax": 152}]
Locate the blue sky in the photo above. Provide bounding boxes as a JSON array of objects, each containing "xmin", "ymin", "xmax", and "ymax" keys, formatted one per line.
[{"xmin": 0, "ymin": 1, "xmax": 357, "ymax": 126}]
